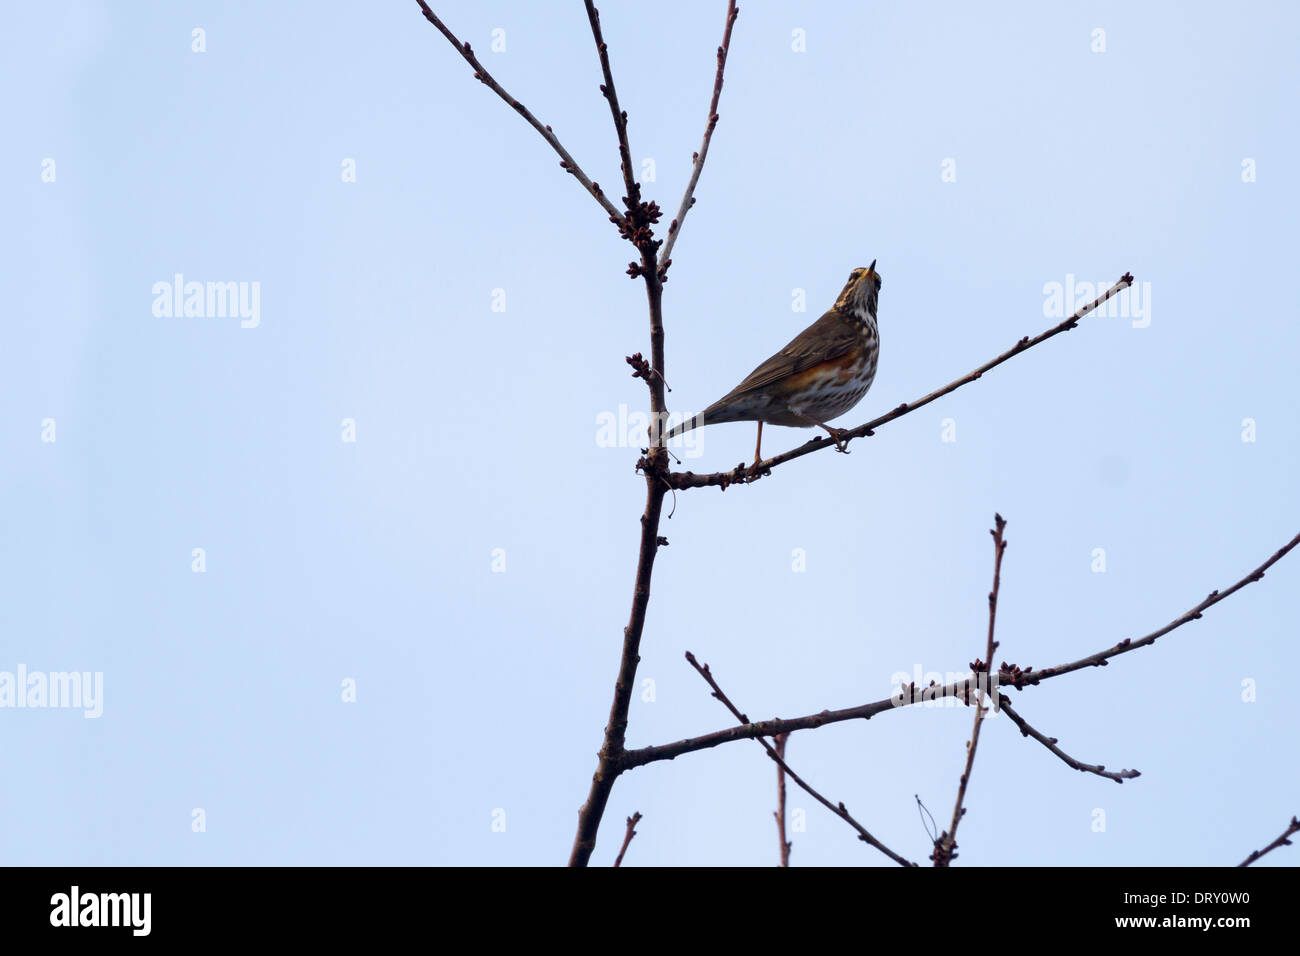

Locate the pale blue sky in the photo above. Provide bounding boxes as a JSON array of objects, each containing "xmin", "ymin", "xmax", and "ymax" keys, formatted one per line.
[{"xmin": 2, "ymin": 1, "xmax": 1297, "ymax": 866}]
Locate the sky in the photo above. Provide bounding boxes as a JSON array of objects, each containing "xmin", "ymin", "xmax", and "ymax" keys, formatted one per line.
[{"xmin": 2, "ymin": 1, "xmax": 1297, "ymax": 867}]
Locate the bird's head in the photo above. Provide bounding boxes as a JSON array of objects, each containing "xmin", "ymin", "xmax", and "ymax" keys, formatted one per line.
[{"xmin": 835, "ymin": 260, "xmax": 881, "ymax": 316}]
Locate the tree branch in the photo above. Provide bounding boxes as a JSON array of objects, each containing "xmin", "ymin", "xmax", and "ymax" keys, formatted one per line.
[
  {"xmin": 570, "ymin": 440, "xmax": 668, "ymax": 866},
  {"xmin": 667, "ymin": 273, "xmax": 1135, "ymax": 489},
  {"xmin": 999, "ymin": 698, "xmax": 1140, "ymax": 783},
  {"xmin": 415, "ymin": 2, "xmax": 673, "ymax": 868},
  {"xmin": 998, "ymin": 528, "xmax": 1300, "ymax": 689},
  {"xmin": 1238, "ymin": 816, "xmax": 1300, "ymax": 867},
  {"xmin": 414, "ymin": 1, "xmax": 628, "ymax": 228},
  {"xmin": 773, "ymin": 732, "xmax": 791, "ymax": 866},
  {"xmin": 583, "ymin": 2, "xmax": 641, "ymax": 212},
  {"xmin": 657, "ymin": 0, "xmax": 739, "ymax": 274},
  {"xmin": 685, "ymin": 652, "xmax": 916, "ymax": 866},
  {"xmin": 621, "ymin": 529, "xmax": 1300, "ymax": 769},
  {"xmin": 568, "ymin": 28, "xmax": 673, "ymax": 868},
  {"xmin": 612, "ymin": 811, "xmax": 642, "ymax": 867},
  {"xmin": 933, "ymin": 514, "xmax": 1007, "ymax": 866}
]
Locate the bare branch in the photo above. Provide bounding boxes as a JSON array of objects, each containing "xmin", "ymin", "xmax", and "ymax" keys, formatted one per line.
[
  {"xmin": 568, "ymin": 4, "xmax": 677, "ymax": 871},
  {"xmin": 999, "ymin": 528, "xmax": 1300, "ymax": 689},
  {"xmin": 612, "ymin": 811, "xmax": 643, "ymax": 867},
  {"xmin": 413, "ymin": 1, "xmax": 627, "ymax": 227},
  {"xmin": 773, "ymin": 732, "xmax": 791, "ymax": 866},
  {"xmin": 658, "ymin": 1, "xmax": 740, "ymax": 273},
  {"xmin": 583, "ymin": 2, "xmax": 641, "ymax": 211},
  {"xmin": 621, "ymin": 530, "xmax": 1300, "ymax": 769},
  {"xmin": 571, "ymin": 467, "xmax": 669, "ymax": 866},
  {"xmin": 668, "ymin": 273, "xmax": 1135, "ymax": 489},
  {"xmin": 1238, "ymin": 816, "xmax": 1300, "ymax": 867},
  {"xmin": 571, "ymin": 265, "xmax": 673, "ymax": 868},
  {"xmin": 933, "ymin": 514, "xmax": 1007, "ymax": 866},
  {"xmin": 999, "ymin": 698, "xmax": 1140, "ymax": 783},
  {"xmin": 686, "ymin": 651, "xmax": 917, "ymax": 867},
  {"xmin": 412, "ymin": 0, "xmax": 669, "ymax": 868}
]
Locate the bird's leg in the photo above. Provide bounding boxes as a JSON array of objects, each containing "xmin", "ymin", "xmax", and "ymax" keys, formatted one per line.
[
  {"xmin": 788, "ymin": 404, "xmax": 852, "ymax": 454},
  {"xmin": 817, "ymin": 423, "xmax": 852, "ymax": 454},
  {"xmin": 752, "ymin": 421, "xmax": 764, "ymax": 467}
]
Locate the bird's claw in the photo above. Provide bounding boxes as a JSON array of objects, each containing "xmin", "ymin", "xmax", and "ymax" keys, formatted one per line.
[{"xmin": 823, "ymin": 427, "xmax": 851, "ymax": 454}]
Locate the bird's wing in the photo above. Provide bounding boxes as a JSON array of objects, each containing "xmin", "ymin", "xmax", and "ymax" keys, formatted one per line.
[{"xmin": 713, "ymin": 310, "xmax": 856, "ymax": 404}]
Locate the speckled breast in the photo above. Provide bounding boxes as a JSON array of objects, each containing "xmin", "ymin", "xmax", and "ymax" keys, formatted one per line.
[{"xmin": 784, "ymin": 340, "xmax": 879, "ymax": 423}]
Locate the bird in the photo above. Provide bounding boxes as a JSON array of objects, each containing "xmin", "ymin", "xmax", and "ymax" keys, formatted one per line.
[{"xmin": 664, "ymin": 262, "xmax": 881, "ymax": 465}]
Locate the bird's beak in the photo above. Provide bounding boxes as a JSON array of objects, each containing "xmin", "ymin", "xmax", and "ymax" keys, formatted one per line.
[{"xmin": 868, "ymin": 260, "xmax": 876, "ymax": 272}]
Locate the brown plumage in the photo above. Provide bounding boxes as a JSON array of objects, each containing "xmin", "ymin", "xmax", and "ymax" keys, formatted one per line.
[{"xmin": 666, "ymin": 262, "xmax": 882, "ymax": 463}]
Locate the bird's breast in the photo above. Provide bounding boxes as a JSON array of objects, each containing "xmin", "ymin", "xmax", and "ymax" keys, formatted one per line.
[{"xmin": 775, "ymin": 344, "xmax": 872, "ymax": 396}]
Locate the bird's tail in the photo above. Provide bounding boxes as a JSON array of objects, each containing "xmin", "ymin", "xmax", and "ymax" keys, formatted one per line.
[
  {"xmin": 660, "ymin": 402, "xmax": 742, "ymax": 444},
  {"xmin": 663, "ymin": 412, "xmax": 705, "ymax": 442}
]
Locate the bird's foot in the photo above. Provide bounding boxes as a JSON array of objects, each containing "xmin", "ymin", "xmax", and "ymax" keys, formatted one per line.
[{"xmin": 820, "ymin": 425, "xmax": 852, "ymax": 454}]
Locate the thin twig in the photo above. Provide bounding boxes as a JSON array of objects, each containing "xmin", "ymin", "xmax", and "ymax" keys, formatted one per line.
[
  {"xmin": 998, "ymin": 528, "xmax": 1300, "ymax": 689},
  {"xmin": 620, "ymin": 530, "xmax": 1300, "ymax": 769},
  {"xmin": 686, "ymin": 652, "xmax": 917, "ymax": 867},
  {"xmin": 933, "ymin": 514, "xmax": 1007, "ymax": 866},
  {"xmin": 773, "ymin": 732, "xmax": 791, "ymax": 866},
  {"xmin": 999, "ymin": 698, "xmax": 1140, "ymax": 783},
  {"xmin": 668, "ymin": 273, "xmax": 1135, "ymax": 489},
  {"xmin": 413, "ymin": 1, "xmax": 627, "ymax": 227},
  {"xmin": 914, "ymin": 795, "xmax": 939, "ymax": 844},
  {"xmin": 583, "ymin": 2, "xmax": 641, "ymax": 211},
  {"xmin": 613, "ymin": 811, "xmax": 643, "ymax": 867},
  {"xmin": 658, "ymin": 0, "xmax": 739, "ymax": 274},
  {"xmin": 1238, "ymin": 816, "xmax": 1300, "ymax": 867}
]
